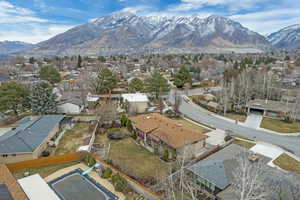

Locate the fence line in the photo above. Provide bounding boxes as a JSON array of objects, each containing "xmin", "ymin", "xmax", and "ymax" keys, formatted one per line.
[{"xmin": 6, "ymin": 152, "xmax": 84, "ymax": 171}]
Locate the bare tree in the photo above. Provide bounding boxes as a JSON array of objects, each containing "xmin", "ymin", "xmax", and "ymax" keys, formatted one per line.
[
  {"xmin": 269, "ymin": 172, "xmax": 300, "ymax": 200},
  {"xmin": 96, "ymin": 100, "xmax": 118, "ymax": 127},
  {"xmin": 232, "ymin": 153, "xmax": 269, "ymax": 200},
  {"xmin": 173, "ymin": 89, "xmax": 182, "ymax": 117}
]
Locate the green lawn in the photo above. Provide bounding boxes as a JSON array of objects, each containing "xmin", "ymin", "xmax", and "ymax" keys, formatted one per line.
[
  {"xmin": 260, "ymin": 118, "xmax": 300, "ymax": 133},
  {"xmin": 55, "ymin": 123, "xmax": 92, "ymax": 155},
  {"xmin": 233, "ymin": 139, "xmax": 256, "ymax": 149},
  {"xmin": 95, "ymin": 135, "xmax": 169, "ymax": 180},
  {"xmin": 13, "ymin": 161, "xmax": 81, "ymax": 179},
  {"xmin": 175, "ymin": 119, "xmax": 210, "ymax": 133},
  {"xmin": 225, "ymin": 113, "xmax": 247, "ymax": 122},
  {"xmin": 273, "ymin": 153, "xmax": 300, "ymax": 174}
]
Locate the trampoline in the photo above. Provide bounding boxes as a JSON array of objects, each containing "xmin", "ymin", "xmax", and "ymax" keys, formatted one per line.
[{"xmin": 49, "ymin": 169, "xmax": 118, "ymax": 200}]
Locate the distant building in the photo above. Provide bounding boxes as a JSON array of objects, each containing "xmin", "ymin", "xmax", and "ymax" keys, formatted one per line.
[
  {"xmin": 122, "ymin": 93, "xmax": 149, "ymax": 114},
  {"xmin": 0, "ymin": 115, "xmax": 65, "ymax": 164},
  {"xmin": 246, "ymin": 99, "xmax": 299, "ymax": 119},
  {"xmin": 58, "ymin": 91, "xmax": 86, "ymax": 115}
]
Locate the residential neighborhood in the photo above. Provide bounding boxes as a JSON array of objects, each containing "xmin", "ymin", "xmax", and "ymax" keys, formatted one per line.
[{"xmin": 0, "ymin": 1, "xmax": 300, "ymax": 200}]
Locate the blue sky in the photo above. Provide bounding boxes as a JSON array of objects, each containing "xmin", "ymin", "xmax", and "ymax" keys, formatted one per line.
[{"xmin": 0, "ymin": 0, "xmax": 299, "ymax": 43}]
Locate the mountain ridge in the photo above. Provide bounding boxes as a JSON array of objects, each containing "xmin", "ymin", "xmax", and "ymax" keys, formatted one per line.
[
  {"xmin": 267, "ymin": 24, "xmax": 300, "ymax": 50},
  {"xmin": 24, "ymin": 12, "xmax": 271, "ymax": 56},
  {"xmin": 0, "ymin": 41, "xmax": 34, "ymax": 55}
]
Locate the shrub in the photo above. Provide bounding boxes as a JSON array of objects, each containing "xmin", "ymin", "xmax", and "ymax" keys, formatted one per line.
[
  {"xmin": 171, "ymin": 149, "xmax": 177, "ymax": 160},
  {"xmin": 126, "ymin": 120, "xmax": 133, "ymax": 132},
  {"xmin": 162, "ymin": 149, "xmax": 169, "ymax": 162},
  {"xmin": 224, "ymin": 135, "xmax": 233, "ymax": 142},
  {"xmin": 112, "ymin": 173, "xmax": 127, "ymax": 192},
  {"xmin": 84, "ymin": 155, "xmax": 96, "ymax": 167},
  {"xmin": 121, "ymin": 114, "xmax": 128, "ymax": 127},
  {"xmin": 101, "ymin": 167, "xmax": 112, "ymax": 179},
  {"xmin": 131, "ymin": 132, "xmax": 137, "ymax": 140}
]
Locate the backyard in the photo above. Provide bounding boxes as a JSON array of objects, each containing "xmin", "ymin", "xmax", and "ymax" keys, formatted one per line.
[
  {"xmin": 94, "ymin": 133, "xmax": 170, "ymax": 181},
  {"xmin": 260, "ymin": 118, "xmax": 300, "ymax": 133},
  {"xmin": 273, "ymin": 153, "xmax": 300, "ymax": 174},
  {"xmin": 55, "ymin": 123, "xmax": 93, "ymax": 155},
  {"xmin": 13, "ymin": 161, "xmax": 81, "ymax": 179}
]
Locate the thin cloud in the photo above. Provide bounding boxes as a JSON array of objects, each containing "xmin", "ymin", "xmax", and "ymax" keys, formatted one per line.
[
  {"xmin": 0, "ymin": 24, "xmax": 75, "ymax": 44},
  {"xmin": 230, "ymin": 8, "xmax": 300, "ymax": 34}
]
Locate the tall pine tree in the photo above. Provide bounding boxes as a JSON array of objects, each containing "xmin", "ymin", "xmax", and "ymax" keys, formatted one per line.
[{"xmin": 31, "ymin": 82, "xmax": 58, "ymax": 115}]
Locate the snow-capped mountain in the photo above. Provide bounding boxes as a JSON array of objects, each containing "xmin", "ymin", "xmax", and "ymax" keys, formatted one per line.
[
  {"xmin": 267, "ymin": 24, "xmax": 300, "ymax": 50},
  {"xmin": 27, "ymin": 12, "xmax": 270, "ymax": 56},
  {"xmin": 0, "ymin": 41, "xmax": 34, "ymax": 54}
]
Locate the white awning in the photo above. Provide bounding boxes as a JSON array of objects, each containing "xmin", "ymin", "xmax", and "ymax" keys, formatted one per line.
[{"xmin": 18, "ymin": 174, "xmax": 60, "ymax": 200}]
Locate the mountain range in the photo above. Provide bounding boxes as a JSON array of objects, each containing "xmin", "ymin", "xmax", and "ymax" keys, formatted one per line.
[
  {"xmin": 267, "ymin": 24, "xmax": 300, "ymax": 50},
  {"xmin": 0, "ymin": 41, "xmax": 34, "ymax": 54},
  {"xmin": 1, "ymin": 12, "xmax": 300, "ymax": 57}
]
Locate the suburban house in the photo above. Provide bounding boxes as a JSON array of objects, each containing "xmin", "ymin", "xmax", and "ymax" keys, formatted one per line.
[
  {"xmin": 0, "ymin": 165, "xmax": 28, "ymax": 200},
  {"xmin": 122, "ymin": 93, "xmax": 149, "ymax": 114},
  {"xmin": 0, "ymin": 115, "xmax": 65, "ymax": 164},
  {"xmin": 57, "ymin": 91, "xmax": 86, "ymax": 114},
  {"xmin": 129, "ymin": 113, "xmax": 208, "ymax": 160},
  {"xmin": 246, "ymin": 99, "xmax": 300, "ymax": 119},
  {"xmin": 186, "ymin": 144, "xmax": 280, "ymax": 200},
  {"xmin": 207, "ymin": 101, "xmax": 220, "ymax": 113}
]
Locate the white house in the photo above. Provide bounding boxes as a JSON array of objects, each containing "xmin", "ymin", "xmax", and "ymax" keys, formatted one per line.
[
  {"xmin": 57, "ymin": 91, "xmax": 85, "ymax": 115},
  {"xmin": 121, "ymin": 93, "xmax": 149, "ymax": 114},
  {"xmin": 58, "ymin": 102, "xmax": 83, "ymax": 115}
]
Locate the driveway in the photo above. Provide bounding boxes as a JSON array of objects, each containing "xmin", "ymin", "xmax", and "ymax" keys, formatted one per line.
[
  {"xmin": 244, "ymin": 113, "xmax": 263, "ymax": 129},
  {"xmin": 168, "ymin": 89, "xmax": 300, "ymax": 156},
  {"xmin": 205, "ymin": 129, "xmax": 226, "ymax": 146}
]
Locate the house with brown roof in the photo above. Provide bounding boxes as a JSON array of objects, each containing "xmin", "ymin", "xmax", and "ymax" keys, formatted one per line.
[{"xmin": 129, "ymin": 113, "xmax": 208, "ymax": 160}]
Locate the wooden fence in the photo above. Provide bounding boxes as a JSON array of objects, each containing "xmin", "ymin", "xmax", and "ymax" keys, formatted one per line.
[
  {"xmin": 6, "ymin": 151, "xmax": 161, "ymax": 199},
  {"xmin": 6, "ymin": 152, "xmax": 85, "ymax": 172}
]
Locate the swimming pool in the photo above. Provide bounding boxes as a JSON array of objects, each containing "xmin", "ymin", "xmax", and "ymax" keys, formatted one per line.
[{"xmin": 48, "ymin": 169, "xmax": 118, "ymax": 200}]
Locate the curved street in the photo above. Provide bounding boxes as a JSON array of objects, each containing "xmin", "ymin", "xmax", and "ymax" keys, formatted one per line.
[{"xmin": 168, "ymin": 89, "xmax": 300, "ymax": 156}]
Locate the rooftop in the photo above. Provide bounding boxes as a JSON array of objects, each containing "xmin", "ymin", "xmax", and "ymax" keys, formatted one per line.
[
  {"xmin": 0, "ymin": 165, "xmax": 28, "ymax": 200},
  {"xmin": 122, "ymin": 93, "xmax": 149, "ymax": 102},
  {"xmin": 18, "ymin": 174, "xmax": 60, "ymax": 200},
  {"xmin": 246, "ymin": 99, "xmax": 295, "ymax": 113},
  {"xmin": 129, "ymin": 113, "xmax": 207, "ymax": 149},
  {"xmin": 0, "ymin": 115, "xmax": 64, "ymax": 154}
]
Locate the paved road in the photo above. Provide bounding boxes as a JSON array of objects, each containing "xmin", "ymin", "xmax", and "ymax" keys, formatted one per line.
[{"xmin": 169, "ymin": 89, "xmax": 300, "ymax": 156}]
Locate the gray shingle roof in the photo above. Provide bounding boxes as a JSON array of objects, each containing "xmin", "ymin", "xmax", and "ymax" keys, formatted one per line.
[
  {"xmin": 188, "ymin": 160, "xmax": 230, "ymax": 189},
  {"xmin": 0, "ymin": 184, "xmax": 13, "ymax": 200},
  {"xmin": 0, "ymin": 115, "xmax": 64, "ymax": 154}
]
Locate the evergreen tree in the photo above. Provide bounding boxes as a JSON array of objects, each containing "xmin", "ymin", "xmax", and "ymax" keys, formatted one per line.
[
  {"xmin": 31, "ymin": 82, "xmax": 58, "ymax": 115},
  {"xmin": 77, "ymin": 55, "xmax": 82, "ymax": 68},
  {"xmin": 0, "ymin": 82, "xmax": 30, "ymax": 116},
  {"xmin": 129, "ymin": 78, "xmax": 144, "ymax": 92},
  {"xmin": 94, "ymin": 67, "xmax": 118, "ymax": 93},
  {"xmin": 29, "ymin": 57, "xmax": 35, "ymax": 64},
  {"xmin": 145, "ymin": 70, "xmax": 169, "ymax": 99},
  {"xmin": 173, "ymin": 67, "xmax": 192, "ymax": 88},
  {"xmin": 39, "ymin": 65, "xmax": 61, "ymax": 85}
]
